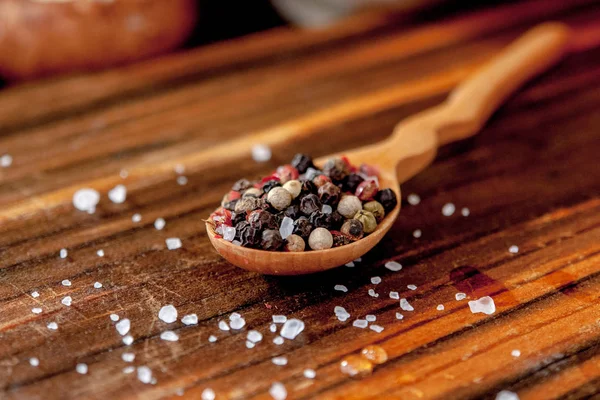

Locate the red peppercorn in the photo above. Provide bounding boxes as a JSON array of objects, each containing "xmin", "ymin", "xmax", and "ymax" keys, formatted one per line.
[
  {"xmin": 313, "ymin": 174, "xmax": 332, "ymax": 188},
  {"xmin": 228, "ymin": 190, "xmax": 241, "ymax": 201},
  {"xmin": 359, "ymin": 163, "xmax": 379, "ymax": 178},
  {"xmin": 275, "ymin": 164, "xmax": 299, "ymax": 183},
  {"xmin": 355, "ymin": 179, "xmax": 379, "ymax": 201},
  {"xmin": 210, "ymin": 207, "xmax": 232, "ymax": 228},
  {"xmin": 256, "ymin": 174, "xmax": 280, "ymax": 189}
]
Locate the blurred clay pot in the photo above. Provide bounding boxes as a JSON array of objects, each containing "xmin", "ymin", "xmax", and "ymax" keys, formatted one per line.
[{"xmin": 0, "ymin": 0, "xmax": 197, "ymax": 80}]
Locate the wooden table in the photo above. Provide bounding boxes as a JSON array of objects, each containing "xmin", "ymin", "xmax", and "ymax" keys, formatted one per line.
[{"xmin": 1, "ymin": 1, "xmax": 600, "ymax": 399}]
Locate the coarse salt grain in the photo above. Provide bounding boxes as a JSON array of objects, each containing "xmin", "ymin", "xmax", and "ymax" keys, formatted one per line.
[
  {"xmin": 177, "ymin": 176, "xmax": 188, "ymax": 186},
  {"xmin": 400, "ymin": 298, "xmax": 414, "ymax": 311},
  {"xmin": 370, "ymin": 276, "xmax": 381, "ymax": 284},
  {"xmin": 442, "ymin": 203, "xmax": 456, "ymax": 216},
  {"xmin": 280, "ymin": 319, "xmax": 304, "ymax": 340},
  {"xmin": 31, "ymin": 291, "xmax": 39, "ymax": 298},
  {"xmin": 270, "ymin": 323, "xmax": 277, "ymax": 333},
  {"xmin": 218, "ymin": 320, "xmax": 230, "ymax": 331},
  {"xmin": 108, "ymin": 184, "xmax": 127, "ymax": 204},
  {"xmin": 413, "ymin": 229, "xmax": 422, "ymax": 238},
  {"xmin": 509, "ymin": 245, "xmax": 519, "ymax": 254},
  {"xmin": 160, "ymin": 331, "xmax": 179, "ymax": 342},
  {"xmin": 511, "ymin": 349, "xmax": 521, "ymax": 357},
  {"xmin": 110, "ymin": 314, "xmax": 120, "ymax": 322},
  {"xmin": 389, "ymin": 291, "xmax": 399, "ymax": 300},
  {"xmin": 97, "ymin": 249, "xmax": 104, "ymax": 257},
  {"xmin": 123, "ymin": 366, "xmax": 135, "ymax": 374},
  {"xmin": 279, "ymin": 217, "xmax": 294, "ymax": 239},
  {"xmin": 29, "ymin": 357, "xmax": 40, "ymax": 367},
  {"xmin": 455, "ymin": 292, "xmax": 467, "ymax": 301},
  {"xmin": 59, "ymin": 249, "xmax": 68, "ymax": 259},
  {"xmin": 251, "ymin": 144, "xmax": 272, "ymax": 163},
  {"xmin": 61, "ymin": 296, "xmax": 72, "ymax": 306},
  {"xmin": 353, "ymin": 319, "xmax": 368, "ymax": 328},
  {"xmin": 73, "ymin": 189, "xmax": 100, "ymax": 214},
  {"xmin": 384, "ymin": 261, "xmax": 402, "ymax": 271},
  {"xmin": 369, "ymin": 324, "xmax": 384, "ymax": 333},
  {"xmin": 496, "ymin": 390, "xmax": 520, "ymax": 400},
  {"xmin": 123, "ymin": 335, "xmax": 134, "ymax": 345},
  {"xmin": 396, "ymin": 312, "xmax": 404, "ymax": 320},
  {"xmin": 32, "ymin": 307, "xmax": 42, "ymax": 314},
  {"xmin": 201, "ymin": 388, "xmax": 216, "ymax": 400},
  {"xmin": 158, "ymin": 305, "xmax": 178, "ymax": 323},
  {"xmin": 246, "ymin": 341, "xmax": 255, "ymax": 349},
  {"xmin": 208, "ymin": 335, "xmax": 217, "ymax": 343},
  {"xmin": 229, "ymin": 312, "xmax": 241, "ymax": 320},
  {"xmin": 132, "ymin": 213, "xmax": 142, "ymax": 223},
  {"xmin": 182, "ymin": 314, "xmax": 198, "ymax": 325},
  {"xmin": 76, "ymin": 363, "xmax": 88, "ymax": 374},
  {"xmin": 272, "ymin": 315, "xmax": 287, "ymax": 323},
  {"xmin": 137, "ymin": 366, "xmax": 153, "ymax": 384},
  {"xmin": 345, "ymin": 262, "xmax": 355, "ymax": 268},
  {"xmin": 47, "ymin": 322, "xmax": 58, "ymax": 330},
  {"xmin": 154, "ymin": 218, "xmax": 166, "ymax": 230},
  {"xmin": 62, "ymin": 279, "xmax": 71, "ymax": 287},
  {"xmin": 334, "ymin": 306, "xmax": 350, "ymax": 322},
  {"xmin": 93, "ymin": 282, "xmax": 103, "ymax": 289},
  {"xmin": 247, "ymin": 330, "xmax": 263, "ymax": 343},
  {"xmin": 461, "ymin": 207, "xmax": 470, "ymax": 217},
  {"xmin": 230, "ymin": 317, "xmax": 246, "ymax": 330},
  {"xmin": 468, "ymin": 296, "xmax": 496, "ymax": 315},
  {"xmin": 166, "ymin": 238, "xmax": 182, "ymax": 250},
  {"xmin": 269, "ymin": 382, "xmax": 287, "ymax": 400},
  {"xmin": 1, "ymin": 154, "xmax": 13, "ymax": 168},
  {"xmin": 116, "ymin": 319, "xmax": 130, "ymax": 336},
  {"xmin": 272, "ymin": 356, "xmax": 288, "ymax": 366},
  {"xmin": 365, "ymin": 314, "xmax": 376, "ymax": 322},
  {"xmin": 407, "ymin": 284, "xmax": 417, "ymax": 291},
  {"xmin": 407, "ymin": 193, "xmax": 420, "ymax": 205},
  {"xmin": 368, "ymin": 289, "xmax": 379, "ymax": 298},
  {"xmin": 122, "ymin": 353, "xmax": 135, "ymax": 362},
  {"xmin": 273, "ymin": 336, "xmax": 284, "ymax": 345},
  {"xmin": 334, "ymin": 284, "xmax": 348, "ymax": 292},
  {"xmin": 354, "ymin": 257, "xmax": 362, "ymax": 262},
  {"xmin": 303, "ymin": 369, "xmax": 316, "ymax": 379},
  {"xmin": 437, "ymin": 304, "xmax": 445, "ymax": 311},
  {"xmin": 321, "ymin": 204, "xmax": 332, "ymax": 214},
  {"xmin": 223, "ymin": 226, "xmax": 236, "ymax": 242}
]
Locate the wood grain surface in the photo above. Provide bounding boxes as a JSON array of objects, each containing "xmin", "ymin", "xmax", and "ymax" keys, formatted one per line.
[{"xmin": 1, "ymin": 0, "xmax": 600, "ymax": 399}]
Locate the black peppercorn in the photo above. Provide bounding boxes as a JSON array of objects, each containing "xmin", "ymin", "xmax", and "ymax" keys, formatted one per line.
[
  {"xmin": 328, "ymin": 211, "xmax": 344, "ymax": 230},
  {"xmin": 292, "ymin": 217, "xmax": 313, "ymax": 239},
  {"xmin": 318, "ymin": 182, "xmax": 341, "ymax": 205},
  {"xmin": 309, "ymin": 211, "xmax": 330, "ymax": 229},
  {"xmin": 234, "ymin": 221, "xmax": 250, "ymax": 241},
  {"xmin": 344, "ymin": 173, "xmax": 365, "ymax": 192},
  {"xmin": 247, "ymin": 210, "xmax": 279, "ymax": 231},
  {"xmin": 300, "ymin": 193, "xmax": 322, "ymax": 215},
  {"xmin": 291, "ymin": 153, "xmax": 315, "ymax": 174},
  {"xmin": 222, "ymin": 200, "xmax": 238, "ymax": 211},
  {"xmin": 284, "ymin": 204, "xmax": 301, "ymax": 220},
  {"xmin": 238, "ymin": 223, "xmax": 260, "ymax": 248},
  {"xmin": 375, "ymin": 188, "xmax": 398, "ymax": 213},
  {"xmin": 341, "ymin": 219, "xmax": 364, "ymax": 241},
  {"xmin": 231, "ymin": 211, "xmax": 246, "ymax": 226},
  {"xmin": 262, "ymin": 180, "xmax": 281, "ymax": 194},
  {"xmin": 331, "ymin": 231, "xmax": 353, "ymax": 247},
  {"xmin": 232, "ymin": 178, "xmax": 252, "ymax": 192},
  {"xmin": 323, "ymin": 157, "xmax": 350, "ymax": 181},
  {"xmin": 300, "ymin": 180, "xmax": 317, "ymax": 195},
  {"xmin": 261, "ymin": 229, "xmax": 283, "ymax": 251}
]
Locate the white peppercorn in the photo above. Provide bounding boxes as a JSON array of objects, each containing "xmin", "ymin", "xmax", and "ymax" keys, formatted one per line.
[
  {"xmin": 267, "ymin": 187, "xmax": 292, "ymax": 211},
  {"xmin": 337, "ymin": 195, "xmax": 362, "ymax": 218},
  {"xmin": 243, "ymin": 188, "xmax": 262, "ymax": 198},
  {"xmin": 285, "ymin": 234, "xmax": 305, "ymax": 252},
  {"xmin": 308, "ymin": 227, "xmax": 333, "ymax": 250},
  {"xmin": 354, "ymin": 210, "xmax": 377, "ymax": 233},
  {"xmin": 282, "ymin": 180, "xmax": 302, "ymax": 199}
]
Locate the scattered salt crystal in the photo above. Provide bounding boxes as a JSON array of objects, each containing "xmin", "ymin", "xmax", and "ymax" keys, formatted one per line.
[
  {"xmin": 32, "ymin": 307, "xmax": 42, "ymax": 314},
  {"xmin": 108, "ymin": 185, "xmax": 127, "ymax": 204},
  {"xmin": 303, "ymin": 369, "xmax": 316, "ymax": 379},
  {"xmin": 208, "ymin": 335, "xmax": 217, "ymax": 343},
  {"xmin": 76, "ymin": 363, "xmax": 88, "ymax": 374},
  {"xmin": 270, "ymin": 323, "xmax": 277, "ymax": 333},
  {"xmin": 97, "ymin": 249, "xmax": 104, "ymax": 257},
  {"xmin": 29, "ymin": 357, "xmax": 40, "ymax": 367},
  {"xmin": 272, "ymin": 356, "xmax": 288, "ymax": 366},
  {"xmin": 232, "ymin": 240, "xmax": 242, "ymax": 246},
  {"xmin": 123, "ymin": 366, "xmax": 135, "ymax": 374},
  {"xmin": 509, "ymin": 245, "xmax": 519, "ymax": 254},
  {"xmin": 354, "ymin": 257, "xmax": 362, "ymax": 262},
  {"xmin": 407, "ymin": 193, "xmax": 420, "ymax": 205},
  {"xmin": 370, "ymin": 324, "xmax": 384, "ymax": 333},
  {"xmin": 137, "ymin": 366, "xmax": 153, "ymax": 384},
  {"xmin": 119, "ymin": 169, "xmax": 128, "ymax": 179},
  {"xmin": 437, "ymin": 304, "xmax": 445, "ymax": 311},
  {"xmin": 269, "ymin": 382, "xmax": 287, "ymax": 400},
  {"xmin": 229, "ymin": 312, "xmax": 241, "ymax": 320},
  {"xmin": 334, "ymin": 285, "xmax": 348, "ymax": 292},
  {"xmin": 177, "ymin": 176, "xmax": 188, "ymax": 186},
  {"xmin": 279, "ymin": 217, "xmax": 294, "ymax": 239},
  {"xmin": 62, "ymin": 279, "xmax": 71, "ymax": 287},
  {"xmin": 132, "ymin": 213, "xmax": 142, "ymax": 223},
  {"xmin": 182, "ymin": 314, "xmax": 198, "ymax": 325},
  {"xmin": 251, "ymin": 144, "xmax": 272, "ymax": 163},
  {"xmin": 334, "ymin": 306, "xmax": 350, "ymax": 322},
  {"xmin": 247, "ymin": 330, "xmax": 263, "ymax": 343},
  {"xmin": 110, "ymin": 314, "xmax": 120, "ymax": 322},
  {"xmin": 455, "ymin": 292, "xmax": 467, "ymax": 301},
  {"xmin": 389, "ymin": 291, "xmax": 399, "ymax": 300},
  {"xmin": 166, "ymin": 238, "xmax": 182, "ymax": 250},
  {"xmin": 160, "ymin": 331, "xmax": 179, "ymax": 342},
  {"xmin": 223, "ymin": 226, "xmax": 236, "ymax": 242},
  {"xmin": 496, "ymin": 390, "xmax": 520, "ymax": 400},
  {"xmin": 174, "ymin": 164, "xmax": 186, "ymax": 175},
  {"xmin": 511, "ymin": 350, "xmax": 521, "ymax": 357},
  {"xmin": 280, "ymin": 319, "xmax": 304, "ymax": 340},
  {"xmin": 246, "ymin": 341, "xmax": 255, "ymax": 349},
  {"xmin": 73, "ymin": 189, "xmax": 100, "ymax": 213},
  {"xmin": 154, "ymin": 218, "xmax": 166, "ymax": 230},
  {"xmin": 61, "ymin": 296, "xmax": 72, "ymax": 307},
  {"xmin": 122, "ymin": 353, "xmax": 135, "ymax": 362},
  {"xmin": 321, "ymin": 204, "xmax": 332, "ymax": 214},
  {"xmin": 384, "ymin": 261, "xmax": 402, "ymax": 271},
  {"xmin": 116, "ymin": 319, "xmax": 131, "ymax": 336},
  {"xmin": 273, "ymin": 336, "xmax": 284, "ymax": 345},
  {"xmin": 396, "ymin": 312, "xmax": 404, "ymax": 320},
  {"xmin": 31, "ymin": 291, "xmax": 39, "ymax": 298},
  {"xmin": 442, "ymin": 203, "xmax": 456, "ymax": 216},
  {"xmin": 60, "ymin": 249, "xmax": 68, "ymax": 259},
  {"xmin": 468, "ymin": 296, "xmax": 496, "ymax": 315},
  {"xmin": 1, "ymin": 154, "xmax": 13, "ymax": 168},
  {"xmin": 229, "ymin": 317, "xmax": 246, "ymax": 330},
  {"xmin": 158, "ymin": 305, "xmax": 178, "ymax": 323},
  {"xmin": 93, "ymin": 282, "xmax": 103, "ymax": 289},
  {"xmin": 353, "ymin": 319, "xmax": 368, "ymax": 328},
  {"xmin": 47, "ymin": 322, "xmax": 58, "ymax": 330},
  {"xmin": 400, "ymin": 298, "xmax": 414, "ymax": 311},
  {"xmin": 368, "ymin": 289, "xmax": 379, "ymax": 298},
  {"xmin": 461, "ymin": 207, "xmax": 470, "ymax": 217},
  {"xmin": 370, "ymin": 276, "xmax": 381, "ymax": 284},
  {"xmin": 345, "ymin": 262, "xmax": 355, "ymax": 268},
  {"xmin": 123, "ymin": 335, "xmax": 134, "ymax": 345},
  {"xmin": 407, "ymin": 284, "xmax": 417, "ymax": 291},
  {"xmin": 413, "ymin": 229, "xmax": 422, "ymax": 238},
  {"xmin": 201, "ymin": 388, "xmax": 216, "ymax": 400},
  {"xmin": 272, "ymin": 315, "xmax": 287, "ymax": 323},
  {"xmin": 363, "ymin": 315, "xmax": 375, "ymax": 322}
]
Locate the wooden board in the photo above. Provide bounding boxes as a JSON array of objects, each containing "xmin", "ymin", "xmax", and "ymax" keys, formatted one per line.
[{"xmin": 0, "ymin": 0, "xmax": 600, "ymax": 398}]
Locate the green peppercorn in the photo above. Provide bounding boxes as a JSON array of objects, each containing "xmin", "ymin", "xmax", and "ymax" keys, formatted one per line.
[
  {"xmin": 267, "ymin": 187, "xmax": 292, "ymax": 211},
  {"xmin": 363, "ymin": 200, "xmax": 385, "ymax": 222},
  {"xmin": 284, "ymin": 234, "xmax": 305, "ymax": 252},
  {"xmin": 261, "ymin": 229, "xmax": 283, "ymax": 251},
  {"xmin": 341, "ymin": 219, "xmax": 364, "ymax": 241},
  {"xmin": 323, "ymin": 157, "xmax": 350, "ymax": 181},
  {"xmin": 337, "ymin": 195, "xmax": 362, "ymax": 218},
  {"xmin": 354, "ymin": 210, "xmax": 377, "ymax": 234},
  {"xmin": 308, "ymin": 227, "xmax": 333, "ymax": 250}
]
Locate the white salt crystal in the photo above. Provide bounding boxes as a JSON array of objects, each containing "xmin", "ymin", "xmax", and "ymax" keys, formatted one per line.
[
  {"xmin": 229, "ymin": 317, "xmax": 246, "ymax": 330},
  {"xmin": 370, "ymin": 276, "xmax": 381, "ymax": 284},
  {"xmin": 97, "ymin": 249, "xmax": 104, "ymax": 257},
  {"xmin": 442, "ymin": 203, "xmax": 456, "ymax": 216},
  {"xmin": 272, "ymin": 356, "xmax": 288, "ymax": 366},
  {"xmin": 123, "ymin": 335, "xmax": 134, "ymax": 345},
  {"xmin": 368, "ymin": 289, "xmax": 379, "ymax": 298},
  {"xmin": 29, "ymin": 357, "xmax": 40, "ymax": 367},
  {"xmin": 223, "ymin": 226, "xmax": 236, "ymax": 242},
  {"xmin": 365, "ymin": 314, "xmax": 376, "ymax": 322},
  {"xmin": 246, "ymin": 341, "xmax": 255, "ymax": 349},
  {"xmin": 76, "ymin": 363, "xmax": 88, "ymax": 374},
  {"xmin": 123, "ymin": 366, "xmax": 135, "ymax": 374},
  {"xmin": 166, "ymin": 238, "xmax": 182, "ymax": 250},
  {"xmin": 509, "ymin": 245, "xmax": 519, "ymax": 254},
  {"xmin": 182, "ymin": 314, "xmax": 198, "ymax": 325},
  {"xmin": 437, "ymin": 304, "xmax": 445, "ymax": 311},
  {"xmin": 247, "ymin": 330, "xmax": 263, "ymax": 343},
  {"xmin": 218, "ymin": 320, "xmax": 230, "ymax": 331},
  {"xmin": 455, "ymin": 292, "xmax": 467, "ymax": 301},
  {"xmin": 61, "ymin": 296, "xmax": 72, "ymax": 307},
  {"xmin": 110, "ymin": 314, "xmax": 120, "ymax": 322},
  {"xmin": 31, "ymin": 291, "xmax": 40, "ymax": 298},
  {"xmin": 396, "ymin": 312, "xmax": 404, "ymax": 320},
  {"xmin": 407, "ymin": 193, "xmax": 420, "ymax": 205},
  {"xmin": 468, "ymin": 296, "xmax": 496, "ymax": 315},
  {"xmin": 345, "ymin": 262, "xmax": 355, "ymax": 268},
  {"xmin": 62, "ymin": 279, "xmax": 71, "ymax": 287},
  {"xmin": 303, "ymin": 369, "xmax": 316, "ymax": 379},
  {"xmin": 413, "ymin": 229, "xmax": 422, "ymax": 238},
  {"xmin": 116, "ymin": 319, "xmax": 131, "ymax": 336},
  {"xmin": 160, "ymin": 331, "xmax": 179, "ymax": 342},
  {"xmin": 177, "ymin": 176, "xmax": 188, "ymax": 186},
  {"xmin": 201, "ymin": 388, "xmax": 216, "ymax": 400},
  {"xmin": 47, "ymin": 322, "xmax": 58, "ymax": 330},
  {"xmin": 511, "ymin": 349, "xmax": 521, "ymax": 357},
  {"xmin": 389, "ymin": 291, "xmax": 399, "ymax": 300},
  {"xmin": 32, "ymin": 308, "xmax": 42, "ymax": 314},
  {"xmin": 279, "ymin": 217, "xmax": 294, "ymax": 239},
  {"xmin": 73, "ymin": 189, "xmax": 100, "ymax": 213},
  {"xmin": 321, "ymin": 204, "xmax": 332, "ymax": 214},
  {"xmin": 269, "ymin": 382, "xmax": 287, "ymax": 400},
  {"xmin": 159, "ymin": 305, "xmax": 178, "ymax": 323},
  {"xmin": 353, "ymin": 319, "xmax": 368, "ymax": 328},
  {"xmin": 280, "ymin": 319, "xmax": 304, "ymax": 340},
  {"xmin": 334, "ymin": 285, "xmax": 348, "ymax": 292},
  {"xmin": 122, "ymin": 353, "xmax": 135, "ymax": 362},
  {"xmin": 251, "ymin": 144, "xmax": 272, "ymax": 162},
  {"xmin": 93, "ymin": 282, "xmax": 103, "ymax": 289},
  {"xmin": 137, "ymin": 366, "xmax": 153, "ymax": 384},
  {"xmin": 132, "ymin": 213, "xmax": 142, "ymax": 223},
  {"xmin": 407, "ymin": 284, "xmax": 417, "ymax": 291},
  {"xmin": 354, "ymin": 257, "xmax": 362, "ymax": 262},
  {"xmin": 272, "ymin": 315, "xmax": 287, "ymax": 323},
  {"xmin": 496, "ymin": 390, "xmax": 520, "ymax": 400},
  {"xmin": 270, "ymin": 323, "xmax": 277, "ymax": 333},
  {"xmin": 59, "ymin": 249, "xmax": 68, "ymax": 259},
  {"xmin": 154, "ymin": 218, "xmax": 166, "ymax": 230},
  {"xmin": 229, "ymin": 312, "xmax": 241, "ymax": 320},
  {"xmin": 273, "ymin": 336, "xmax": 284, "ymax": 345},
  {"xmin": 400, "ymin": 298, "xmax": 414, "ymax": 311},
  {"xmin": 1, "ymin": 154, "xmax": 13, "ymax": 168},
  {"xmin": 208, "ymin": 335, "xmax": 217, "ymax": 343},
  {"xmin": 174, "ymin": 164, "xmax": 186, "ymax": 175},
  {"xmin": 232, "ymin": 240, "xmax": 242, "ymax": 246},
  {"xmin": 108, "ymin": 185, "xmax": 127, "ymax": 204},
  {"xmin": 370, "ymin": 324, "xmax": 384, "ymax": 333},
  {"xmin": 334, "ymin": 306, "xmax": 350, "ymax": 322},
  {"xmin": 384, "ymin": 261, "xmax": 402, "ymax": 271},
  {"xmin": 461, "ymin": 207, "xmax": 470, "ymax": 217}
]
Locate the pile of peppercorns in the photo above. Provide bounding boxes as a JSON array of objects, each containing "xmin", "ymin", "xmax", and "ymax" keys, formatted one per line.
[{"xmin": 209, "ymin": 154, "xmax": 397, "ymax": 252}]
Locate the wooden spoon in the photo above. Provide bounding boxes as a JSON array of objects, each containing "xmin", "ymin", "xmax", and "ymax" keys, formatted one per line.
[{"xmin": 207, "ymin": 23, "xmax": 570, "ymax": 275}]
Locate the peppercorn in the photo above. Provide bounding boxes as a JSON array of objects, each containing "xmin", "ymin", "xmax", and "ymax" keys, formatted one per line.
[
  {"xmin": 284, "ymin": 204, "xmax": 301, "ymax": 220},
  {"xmin": 313, "ymin": 174, "xmax": 332, "ymax": 188},
  {"xmin": 284, "ymin": 234, "xmax": 305, "ymax": 252},
  {"xmin": 304, "ymin": 168, "xmax": 321, "ymax": 182},
  {"xmin": 232, "ymin": 178, "xmax": 252, "ymax": 192},
  {"xmin": 282, "ymin": 180, "xmax": 302, "ymax": 198},
  {"xmin": 323, "ymin": 157, "xmax": 350, "ymax": 181},
  {"xmin": 343, "ymin": 173, "xmax": 365, "ymax": 193},
  {"xmin": 234, "ymin": 220, "xmax": 250, "ymax": 241},
  {"xmin": 360, "ymin": 163, "xmax": 379, "ymax": 178},
  {"xmin": 276, "ymin": 164, "xmax": 299, "ymax": 184},
  {"xmin": 242, "ymin": 188, "xmax": 262, "ymax": 198},
  {"xmin": 341, "ymin": 219, "xmax": 364, "ymax": 241},
  {"xmin": 309, "ymin": 211, "xmax": 330, "ymax": 229},
  {"xmin": 300, "ymin": 193, "xmax": 322, "ymax": 215},
  {"xmin": 261, "ymin": 229, "xmax": 283, "ymax": 251},
  {"xmin": 262, "ymin": 179, "xmax": 281, "ymax": 194},
  {"xmin": 331, "ymin": 231, "xmax": 353, "ymax": 247},
  {"xmin": 300, "ymin": 179, "xmax": 317, "ymax": 195},
  {"xmin": 318, "ymin": 182, "xmax": 341, "ymax": 205},
  {"xmin": 328, "ymin": 211, "xmax": 344, "ymax": 230},
  {"xmin": 234, "ymin": 197, "xmax": 262, "ymax": 213},
  {"xmin": 355, "ymin": 179, "xmax": 378, "ymax": 201},
  {"xmin": 337, "ymin": 195, "xmax": 362, "ymax": 218},
  {"xmin": 354, "ymin": 210, "xmax": 377, "ymax": 233},
  {"xmin": 222, "ymin": 199, "xmax": 238, "ymax": 211},
  {"xmin": 292, "ymin": 217, "xmax": 313, "ymax": 239},
  {"xmin": 267, "ymin": 187, "xmax": 292, "ymax": 211},
  {"xmin": 247, "ymin": 210, "xmax": 278, "ymax": 231},
  {"xmin": 221, "ymin": 191, "xmax": 240, "ymax": 211},
  {"xmin": 308, "ymin": 227, "xmax": 333, "ymax": 250},
  {"xmin": 363, "ymin": 200, "xmax": 385, "ymax": 222},
  {"xmin": 375, "ymin": 188, "xmax": 398, "ymax": 213},
  {"xmin": 231, "ymin": 211, "xmax": 246, "ymax": 226},
  {"xmin": 238, "ymin": 223, "xmax": 260, "ymax": 248},
  {"xmin": 291, "ymin": 153, "xmax": 314, "ymax": 174}
]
